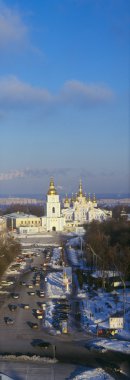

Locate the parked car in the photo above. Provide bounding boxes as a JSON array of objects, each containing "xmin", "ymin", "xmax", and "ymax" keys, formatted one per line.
[
  {"xmin": 39, "ymin": 290, "xmax": 44, "ymax": 297},
  {"xmin": 37, "ymin": 341, "xmax": 52, "ymax": 349},
  {"xmin": 20, "ymin": 281, "xmax": 26, "ymax": 286},
  {"xmin": 31, "ymin": 322, "xmax": 38, "ymax": 329},
  {"xmin": 23, "ymin": 304, "xmax": 30, "ymax": 309},
  {"xmin": 11, "ymin": 293, "xmax": 19, "ymax": 299},
  {"xmin": 28, "ymin": 284, "xmax": 34, "ymax": 289},
  {"xmin": 4, "ymin": 317, "xmax": 14, "ymax": 325},
  {"xmin": 37, "ymin": 314, "xmax": 43, "ymax": 319},
  {"xmin": 36, "ymin": 309, "xmax": 43, "ymax": 314},
  {"xmin": 28, "ymin": 291, "xmax": 35, "ymax": 296},
  {"xmin": 37, "ymin": 302, "xmax": 46, "ymax": 310},
  {"xmin": 8, "ymin": 304, "xmax": 17, "ymax": 311}
]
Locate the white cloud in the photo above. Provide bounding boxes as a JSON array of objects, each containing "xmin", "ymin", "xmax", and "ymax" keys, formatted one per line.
[
  {"xmin": 0, "ymin": 75, "xmax": 115, "ymax": 110},
  {"xmin": 0, "ymin": 168, "xmax": 71, "ymax": 181},
  {"xmin": 61, "ymin": 80, "xmax": 114, "ymax": 105},
  {"xmin": 0, "ymin": 76, "xmax": 53, "ymax": 107},
  {"xmin": 0, "ymin": 170, "xmax": 25, "ymax": 181},
  {"xmin": 0, "ymin": 2, "xmax": 28, "ymax": 47},
  {"xmin": 57, "ymin": 185, "xmax": 63, "ymax": 190}
]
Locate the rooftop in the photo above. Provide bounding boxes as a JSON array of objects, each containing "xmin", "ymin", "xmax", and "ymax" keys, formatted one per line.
[{"xmin": 5, "ymin": 212, "xmax": 40, "ymax": 219}]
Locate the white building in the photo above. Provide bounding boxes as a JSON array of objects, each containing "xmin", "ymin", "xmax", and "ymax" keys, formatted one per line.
[
  {"xmin": 5, "ymin": 178, "xmax": 112, "ymax": 234},
  {"xmin": 42, "ymin": 178, "xmax": 112, "ymax": 232},
  {"xmin": 62, "ymin": 180, "xmax": 112, "ymax": 230},
  {"xmin": 41, "ymin": 178, "xmax": 65, "ymax": 232},
  {"xmin": 5, "ymin": 212, "xmax": 41, "ymax": 229}
]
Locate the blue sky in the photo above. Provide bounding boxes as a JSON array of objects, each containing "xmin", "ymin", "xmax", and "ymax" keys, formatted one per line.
[{"xmin": 0, "ymin": 0, "xmax": 129, "ymax": 195}]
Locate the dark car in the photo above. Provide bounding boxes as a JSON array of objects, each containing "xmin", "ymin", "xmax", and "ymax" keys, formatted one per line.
[
  {"xmin": 28, "ymin": 291, "xmax": 35, "ymax": 296},
  {"xmin": 11, "ymin": 293, "xmax": 19, "ymax": 299},
  {"xmin": 28, "ymin": 321, "xmax": 38, "ymax": 329},
  {"xmin": 32, "ymin": 323, "xmax": 38, "ymax": 329},
  {"xmin": 8, "ymin": 304, "xmax": 17, "ymax": 311},
  {"xmin": 37, "ymin": 290, "xmax": 44, "ymax": 297},
  {"xmin": 31, "ymin": 339, "xmax": 43, "ymax": 347},
  {"xmin": 4, "ymin": 317, "xmax": 14, "ymax": 325},
  {"xmin": 20, "ymin": 281, "xmax": 26, "ymax": 286},
  {"xmin": 37, "ymin": 302, "xmax": 46, "ymax": 309},
  {"xmin": 37, "ymin": 341, "xmax": 52, "ymax": 349}
]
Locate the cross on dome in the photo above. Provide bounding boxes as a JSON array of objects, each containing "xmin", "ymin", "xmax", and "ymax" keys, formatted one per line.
[{"xmin": 47, "ymin": 177, "xmax": 57, "ymax": 195}]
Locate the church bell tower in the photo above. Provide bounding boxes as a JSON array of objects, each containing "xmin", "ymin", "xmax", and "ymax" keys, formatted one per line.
[{"xmin": 46, "ymin": 177, "xmax": 61, "ymax": 218}]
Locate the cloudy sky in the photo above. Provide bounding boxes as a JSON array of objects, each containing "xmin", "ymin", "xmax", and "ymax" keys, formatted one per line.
[{"xmin": 0, "ymin": 0, "xmax": 129, "ymax": 195}]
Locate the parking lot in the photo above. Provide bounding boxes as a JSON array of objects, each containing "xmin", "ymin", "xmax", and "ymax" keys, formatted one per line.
[{"xmin": 0, "ymin": 235, "xmax": 73, "ymax": 357}]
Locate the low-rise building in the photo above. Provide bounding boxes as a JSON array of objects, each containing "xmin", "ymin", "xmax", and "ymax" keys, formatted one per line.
[{"xmin": 5, "ymin": 212, "xmax": 42, "ymax": 231}]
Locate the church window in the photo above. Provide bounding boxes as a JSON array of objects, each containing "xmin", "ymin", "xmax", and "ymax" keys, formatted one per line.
[{"xmin": 52, "ymin": 207, "xmax": 55, "ymax": 213}]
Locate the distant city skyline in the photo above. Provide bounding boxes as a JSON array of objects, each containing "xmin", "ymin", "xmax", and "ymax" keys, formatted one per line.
[{"xmin": 0, "ymin": 0, "xmax": 129, "ymax": 194}]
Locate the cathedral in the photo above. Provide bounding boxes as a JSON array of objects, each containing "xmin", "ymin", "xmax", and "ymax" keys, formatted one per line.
[{"xmin": 42, "ymin": 178, "xmax": 112, "ymax": 232}]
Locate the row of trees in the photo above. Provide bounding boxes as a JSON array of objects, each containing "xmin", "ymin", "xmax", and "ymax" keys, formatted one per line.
[
  {"xmin": 112, "ymin": 205, "xmax": 130, "ymax": 220},
  {"xmin": 0, "ymin": 203, "xmax": 44, "ymax": 277},
  {"xmin": 0, "ymin": 204, "xmax": 45, "ymax": 217},
  {"xmin": 83, "ymin": 219, "xmax": 130, "ymax": 282},
  {"xmin": 0, "ymin": 236, "xmax": 21, "ymax": 277}
]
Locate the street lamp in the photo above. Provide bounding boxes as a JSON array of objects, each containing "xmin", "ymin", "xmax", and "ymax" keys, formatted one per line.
[{"xmin": 88, "ymin": 244, "xmax": 101, "ymax": 271}]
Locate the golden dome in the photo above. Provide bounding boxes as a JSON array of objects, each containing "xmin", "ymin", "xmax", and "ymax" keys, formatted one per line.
[
  {"xmin": 47, "ymin": 178, "xmax": 57, "ymax": 195},
  {"xmin": 64, "ymin": 194, "xmax": 69, "ymax": 203}
]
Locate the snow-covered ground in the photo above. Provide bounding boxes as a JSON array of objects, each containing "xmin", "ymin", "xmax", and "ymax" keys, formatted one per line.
[
  {"xmin": 44, "ymin": 270, "xmax": 71, "ymax": 332},
  {"xmin": 95, "ymin": 338, "xmax": 130, "ymax": 353},
  {"xmin": 20, "ymin": 242, "xmax": 59, "ymax": 246},
  {"xmin": 46, "ymin": 271, "xmax": 66, "ymax": 299},
  {"xmin": 79, "ymin": 286, "xmax": 130, "ymax": 348},
  {"xmin": 14, "ymin": 234, "xmax": 53, "ymax": 239},
  {"xmin": 44, "ymin": 301, "xmax": 55, "ymax": 329},
  {"xmin": 44, "ymin": 247, "xmax": 71, "ymax": 332},
  {"xmin": 71, "ymin": 368, "xmax": 114, "ymax": 380},
  {"xmin": 50, "ymin": 247, "xmax": 62, "ymax": 269},
  {"xmin": 67, "ymin": 235, "xmax": 130, "ymax": 354},
  {"xmin": 45, "ymin": 247, "xmax": 71, "ymax": 299},
  {"xmin": 67, "ymin": 247, "xmax": 79, "ymax": 266}
]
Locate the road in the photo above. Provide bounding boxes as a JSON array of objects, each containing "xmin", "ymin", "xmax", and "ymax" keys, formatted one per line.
[{"xmin": 0, "ymin": 360, "xmax": 78, "ymax": 380}]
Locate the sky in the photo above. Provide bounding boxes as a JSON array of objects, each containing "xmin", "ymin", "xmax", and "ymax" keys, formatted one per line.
[{"xmin": 0, "ymin": 0, "xmax": 130, "ymax": 195}]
